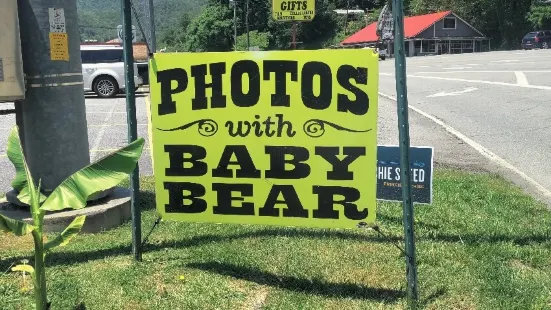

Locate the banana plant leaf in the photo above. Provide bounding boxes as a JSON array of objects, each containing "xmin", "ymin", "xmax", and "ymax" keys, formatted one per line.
[
  {"xmin": 41, "ymin": 138, "xmax": 145, "ymax": 212},
  {"xmin": 21, "ymin": 143, "xmax": 44, "ymax": 226},
  {"xmin": 7, "ymin": 127, "xmax": 26, "ymax": 191},
  {"xmin": 0, "ymin": 214, "xmax": 35, "ymax": 236},
  {"xmin": 12, "ymin": 264, "xmax": 35, "ymax": 274},
  {"xmin": 6, "ymin": 127, "xmax": 46, "ymax": 205},
  {"xmin": 44, "ymin": 215, "xmax": 86, "ymax": 251}
]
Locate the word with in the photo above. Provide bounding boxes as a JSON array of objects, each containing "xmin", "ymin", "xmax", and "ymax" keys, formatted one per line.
[
  {"xmin": 225, "ymin": 114, "xmax": 296, "ymax": 138},
  {"xmin": 156, "ymin": 60, "xmax": 369, "ymax": 116}
]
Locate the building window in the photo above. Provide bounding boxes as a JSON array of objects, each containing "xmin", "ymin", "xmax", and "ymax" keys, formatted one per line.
[{"xmin": 443, "ymin": 17, "xmax": 456, "ymax": 29}]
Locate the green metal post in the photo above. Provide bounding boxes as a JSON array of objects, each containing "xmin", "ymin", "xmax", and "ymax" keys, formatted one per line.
[
  {"xmin": 122, "ymin": 0, "xmax": 142, "ymax": 261},
  {"xmin": 392, "ymin": 0, "xmax": 418, "ymax": 304}
]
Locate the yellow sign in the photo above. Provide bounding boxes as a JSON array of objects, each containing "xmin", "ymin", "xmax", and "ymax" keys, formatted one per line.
[
  {"xmin": 49, "ymin": 32, "xmax": 69, "ymax": 61},
  {"xmin": 148, "ymin": 49, "xmax": 379, "ymax": 229},
  {"xmin": 272, "ymin": 0, "xmax": 315, "ymax": 22}
]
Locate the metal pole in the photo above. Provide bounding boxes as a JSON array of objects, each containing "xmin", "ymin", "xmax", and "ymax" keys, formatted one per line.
[
  {"xmin": 233, "ymin": 0, "xmax": 237, "ymax": 51},
  {"xmin": 146, "ymin": 0, "xmax": 156, "ymax": 53},
  {"xmin": 14, "ymin": 0, "xmax": 90, "ymax": 197},
  {"xmin": 292, "ymin": 23, "xmax": 297, "ymax": 49},
  {"xmin": 122, "ymin": 0, "xmax": 142, "ymax": 261},
  {"xmin": 344, "ymin": 0, "xmax": 350, "ymax": 35},
  {"xmin": 246, "ymin": 0, "xmax": 250, "ymax": 50},
  {"xmin": 392, "ymin": 0, "xmax": 418, "ymax": 305}
]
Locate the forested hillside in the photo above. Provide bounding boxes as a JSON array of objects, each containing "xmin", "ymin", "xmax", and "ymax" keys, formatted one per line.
[
  {"xmin": 77, "ymin": 0, "xmax": 205, "ymax": 42},
  {"xmin": 78, "ymin": 0, "xmax": 551, "ymax": 50}
]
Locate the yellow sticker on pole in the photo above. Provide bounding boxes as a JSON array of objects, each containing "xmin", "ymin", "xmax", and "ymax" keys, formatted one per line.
[
  {"xmin": 49, "ymin": 32, "xmax": 69, "ymax": 61},
  {"xmin": 272, "ymin": 0, "xmax": 316, "ymax": 22},
  {"xmin": 148, "ymin": 49, "xmax": 379, "ymax": 229}
]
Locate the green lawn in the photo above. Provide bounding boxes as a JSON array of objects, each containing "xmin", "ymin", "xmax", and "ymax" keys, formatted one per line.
[{"xmin": 1, "ymin": 169, "xmax": 551, "ymax": 309}]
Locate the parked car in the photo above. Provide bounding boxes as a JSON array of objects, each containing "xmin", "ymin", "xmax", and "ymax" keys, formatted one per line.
[
  {"xmin": 521, "ymin": 31, "xmax": 551, "ymax": 49},
  {"xmin": 81, "ymin": 45, "xmax": 143, "ymax": 98}
]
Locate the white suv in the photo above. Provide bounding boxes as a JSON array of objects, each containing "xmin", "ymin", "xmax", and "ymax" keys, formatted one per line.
[{"xmin": 81, "ymin": 45, "xmax": 143, "ymax": 98}]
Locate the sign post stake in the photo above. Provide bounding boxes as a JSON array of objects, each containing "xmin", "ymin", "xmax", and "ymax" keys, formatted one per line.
[
  {"xmin": 392, "ymin": 0, "xmax": 419, "ymax": 304},
  {"xmin": 122, "ymin": 0, "xmax": 142, "ymax": 261},
  {"xmin": 145, "ymin": 0, "xmax": 157, "ymax": 53}
]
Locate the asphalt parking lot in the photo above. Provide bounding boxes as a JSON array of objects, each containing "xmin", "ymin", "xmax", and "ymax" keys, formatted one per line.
[
  {"xmin": 379, "ymin": 48, "xmax": 551, "ymax": 198},
  {"xmin": 0, "ymin": 92, "xmax": 152, "ymax": 194}
]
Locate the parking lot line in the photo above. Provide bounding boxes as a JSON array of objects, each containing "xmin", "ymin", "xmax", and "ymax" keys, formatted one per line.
[
  {"xmin": 88, "ymin": 123, "xmax": 148, "ymax": 127},
  {"xmin": 87, "ymin": 112, "xmax": 127, "ymax": 114},
  {"xmin": 0, "ymin": 148, "xmax": 152, "ymax": 158},
  {"xmin": 514, "ymin": 71, "xmax": 530, "ymax": 86},
  {"xmin": 392, "ymin": 74, "xmax": 551, "ymax": 90}
]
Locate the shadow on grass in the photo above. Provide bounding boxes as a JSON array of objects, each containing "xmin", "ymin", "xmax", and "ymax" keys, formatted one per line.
[
  {"xmin": 139, "ymin": 191, "xmax": 156, "ymax": 211},
  {"xmin": 376, "ymin": 214, "xmax": 441, "ymax": 230},
  {"xmin": 418, "ymin": 287, "xmax": 447, "ymax": 308},
  {"xmin": 187, "ymin": 261, "xmax": 405, "ymax": 302},
  {"xmin": 1, "ymin": 224, "xmax": 549, "ymax": 271},
  {"xmin": 0, "ymin": 228, "xmax": 398, "ymax": 270}
]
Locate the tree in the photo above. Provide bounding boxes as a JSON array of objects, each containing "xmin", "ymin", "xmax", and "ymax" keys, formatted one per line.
[
  {"xmin": 161, "ymin": 14, "xmax": 192, "ymax": 51},
  {"xmin": 527, "ymin": 5, "xmax": 551, "ymax": 30},
  {"xmin": 235, "ymin": 30, "xmax": 271, "ymax": 50},
  {"xmin": 184, "ymin": 5, "xmax": 235, "ymax": 52}
]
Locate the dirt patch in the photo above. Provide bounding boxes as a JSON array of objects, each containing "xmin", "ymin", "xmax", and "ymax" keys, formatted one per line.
[{"xmin": 241, "ymin": 286, "xmax": 269, "ymax": 310}]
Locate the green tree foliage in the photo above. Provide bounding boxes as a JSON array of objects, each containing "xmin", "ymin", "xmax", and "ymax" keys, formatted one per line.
[
  {"xmin": 184, "ymin": 5, "xmax": 234, "ymax": 52},
  {"xmin": 527, "ymin": 5, "xmax": 551, "ymax": 30},
  {"xmin": 161, "ymin": 14, "xmax": 192, "ymax": 51},
  {"xmin": 235, "ymin": 31, "xmax": 271, "ymax": 50},
  {"xmin": 77, "ymin": 0, "xmax": 205, "ymax": 43}
]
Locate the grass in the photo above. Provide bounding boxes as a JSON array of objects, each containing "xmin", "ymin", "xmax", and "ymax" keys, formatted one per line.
[{"xmin": 1, "ymin": 169, "xmax": 551, "ymax": 309}]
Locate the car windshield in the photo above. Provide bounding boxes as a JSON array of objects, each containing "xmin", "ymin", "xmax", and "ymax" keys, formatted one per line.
[{"xmin": 524, "ymin": 32, "xmax": 538, "ymax": 38}]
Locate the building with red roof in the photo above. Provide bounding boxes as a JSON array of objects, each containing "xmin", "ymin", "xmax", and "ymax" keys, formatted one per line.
[{"xmin": 341, "ymin": 11, "xmax": 489, "ymax": 57}]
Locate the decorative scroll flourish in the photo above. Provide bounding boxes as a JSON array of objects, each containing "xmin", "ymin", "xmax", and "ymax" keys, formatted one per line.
[
  {"xmin": 303, "ymin": 119, "xmax": 371, "ymax": 138},
  {"xmin": 157, "ymin": 119, "xmax": 219, "ymax": 137}
]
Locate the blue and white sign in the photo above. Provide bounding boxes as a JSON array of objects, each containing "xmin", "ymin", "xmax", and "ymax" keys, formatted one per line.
[{"xmin": 377, "ymin": 145, "xmax": 434, "ymax": 204}]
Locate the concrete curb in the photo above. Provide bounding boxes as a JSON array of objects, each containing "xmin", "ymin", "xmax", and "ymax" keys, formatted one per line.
[{"xmin": 0, "ymin": 187, "xmax": 131, "ymax": 233}]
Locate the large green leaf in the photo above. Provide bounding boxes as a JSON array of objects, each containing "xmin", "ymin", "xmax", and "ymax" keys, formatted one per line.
[
  {"xmin": 22, "ymin": 146, "xmax": 44, "ymax": 226},
  {"xmin": 45, "ymin": 215, "xmax": 86, "ymax": 251},
  {"xmin": 7, "ymin": 127, "xmax": 26, "ymax": 191},
  {"xmin": 12, "ymin": 264, "xmax": 35, "ymax": 274},
  {"xmin": 0, "ymin": 214, "xmax": 35, "ymax": 236},
  {"xmin": 6, "ymin": 126, "xmax": 47, "ymax": 205},
  {"xmin": 41, "ymin": 138, "xmax": 145, "ymax": 212}
]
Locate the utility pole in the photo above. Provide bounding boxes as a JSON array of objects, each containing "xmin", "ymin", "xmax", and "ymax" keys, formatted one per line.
[
  {"xmin": 145, "ymin": 0, "xmax": 156, "ymax": 53},
  {"xmin": 121, "ymin": 0, "xmax": 142, "ymax": 261},
  {"xmin": 14, "ymin": 0, "xmax": 90, "ymax": 196},
  {"xmin": 246, "ymin": 0, "xmax": 250, "ymax": 50}
]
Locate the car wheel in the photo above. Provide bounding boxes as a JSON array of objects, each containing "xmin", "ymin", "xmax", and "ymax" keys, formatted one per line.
[
  {"xmin": 93, "ymin": 76, "xmax": 119, "ymax": 98},
  {"xmin": 543, "ymin": 42, "xmax": 549, "ymax": 49}
]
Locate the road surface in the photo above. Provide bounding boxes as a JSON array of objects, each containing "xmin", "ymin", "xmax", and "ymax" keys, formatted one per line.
[{"xmin": 379, "ymin": 49, "xmax": 551, "ymax": 200}]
